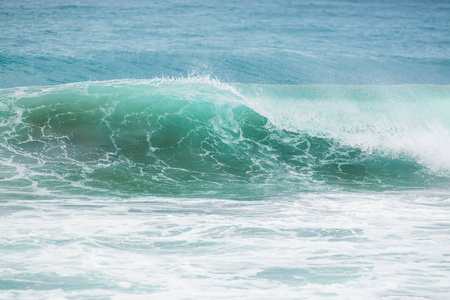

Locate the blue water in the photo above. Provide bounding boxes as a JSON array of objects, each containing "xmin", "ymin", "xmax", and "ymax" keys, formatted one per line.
[
  {"xmin": 1, "ymin": 0, "xmax": 450, "ymax": 299},
  {"xmin": 2, "ymin": 0, "xmax": 449, "ymax": 87}
]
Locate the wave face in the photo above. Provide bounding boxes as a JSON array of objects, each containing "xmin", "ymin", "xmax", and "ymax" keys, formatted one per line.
[{"xmin": 1, "ymin": 78, "xmax": 449, "ymax": 198}]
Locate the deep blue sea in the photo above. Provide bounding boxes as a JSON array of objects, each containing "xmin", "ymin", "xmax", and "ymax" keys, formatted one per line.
[{"xmin": 1, "ymin": 0, "xmax": 450, "ymax": 299}]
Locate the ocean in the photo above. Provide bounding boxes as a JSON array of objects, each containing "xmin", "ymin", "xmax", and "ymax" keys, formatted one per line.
[{"xmin": 1, "ymin": 0, "xmax": 449, "ymax": 299}]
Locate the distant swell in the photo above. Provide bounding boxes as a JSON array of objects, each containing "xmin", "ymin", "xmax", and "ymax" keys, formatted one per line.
[{"xmin": 1, "ymin": 78, "xmax": 449, "ymax": 198}]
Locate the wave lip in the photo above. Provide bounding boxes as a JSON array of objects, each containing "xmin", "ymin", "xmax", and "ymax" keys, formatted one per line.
[
  {"xmin": 1, "ymin": 78, "xmax": 449, "ymax": 197},
  {"xmin": 238, "ymin": 83, "xmax": 450, "ymax": 173}
]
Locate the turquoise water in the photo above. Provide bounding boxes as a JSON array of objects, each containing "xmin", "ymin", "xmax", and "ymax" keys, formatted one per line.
[{"xmin": 1, "ymin": 1, "xmax": 450, "ymax": 299}]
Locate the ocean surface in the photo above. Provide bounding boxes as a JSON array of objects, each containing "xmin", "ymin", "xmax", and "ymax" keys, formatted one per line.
[{"xmin": 1, "ymin": 0, "xmax": 450, "ymax": 299}]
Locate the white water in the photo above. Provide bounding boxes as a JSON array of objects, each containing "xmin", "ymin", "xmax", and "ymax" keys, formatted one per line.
[{"xmin": 1, "ymin": 191, "xmax": 449, "ymax": 299}]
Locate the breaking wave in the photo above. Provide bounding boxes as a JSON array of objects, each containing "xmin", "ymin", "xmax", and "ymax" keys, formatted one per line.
[{"xmin": 1, "ymin": 77, "xmax": 449, "ymax": 198}]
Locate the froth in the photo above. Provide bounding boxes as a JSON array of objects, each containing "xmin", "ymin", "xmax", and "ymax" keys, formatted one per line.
[{"xmin": 236, "ymin": 84, "xmax": 450, "ymax": 174}]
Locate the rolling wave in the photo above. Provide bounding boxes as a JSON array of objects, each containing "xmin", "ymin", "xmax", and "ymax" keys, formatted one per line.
[{"xmin": 1, "ymin": 77, "xmax": 449, "ymax": 198}]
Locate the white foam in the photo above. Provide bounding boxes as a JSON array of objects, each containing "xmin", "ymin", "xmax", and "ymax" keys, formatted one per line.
[
  {"xmin": 1, "ymin": 192, "xmax": 449, "ymax": 298},
  {"xmin": 236, "ymin": 84, "xmax": 450, "ymax": 174}
]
